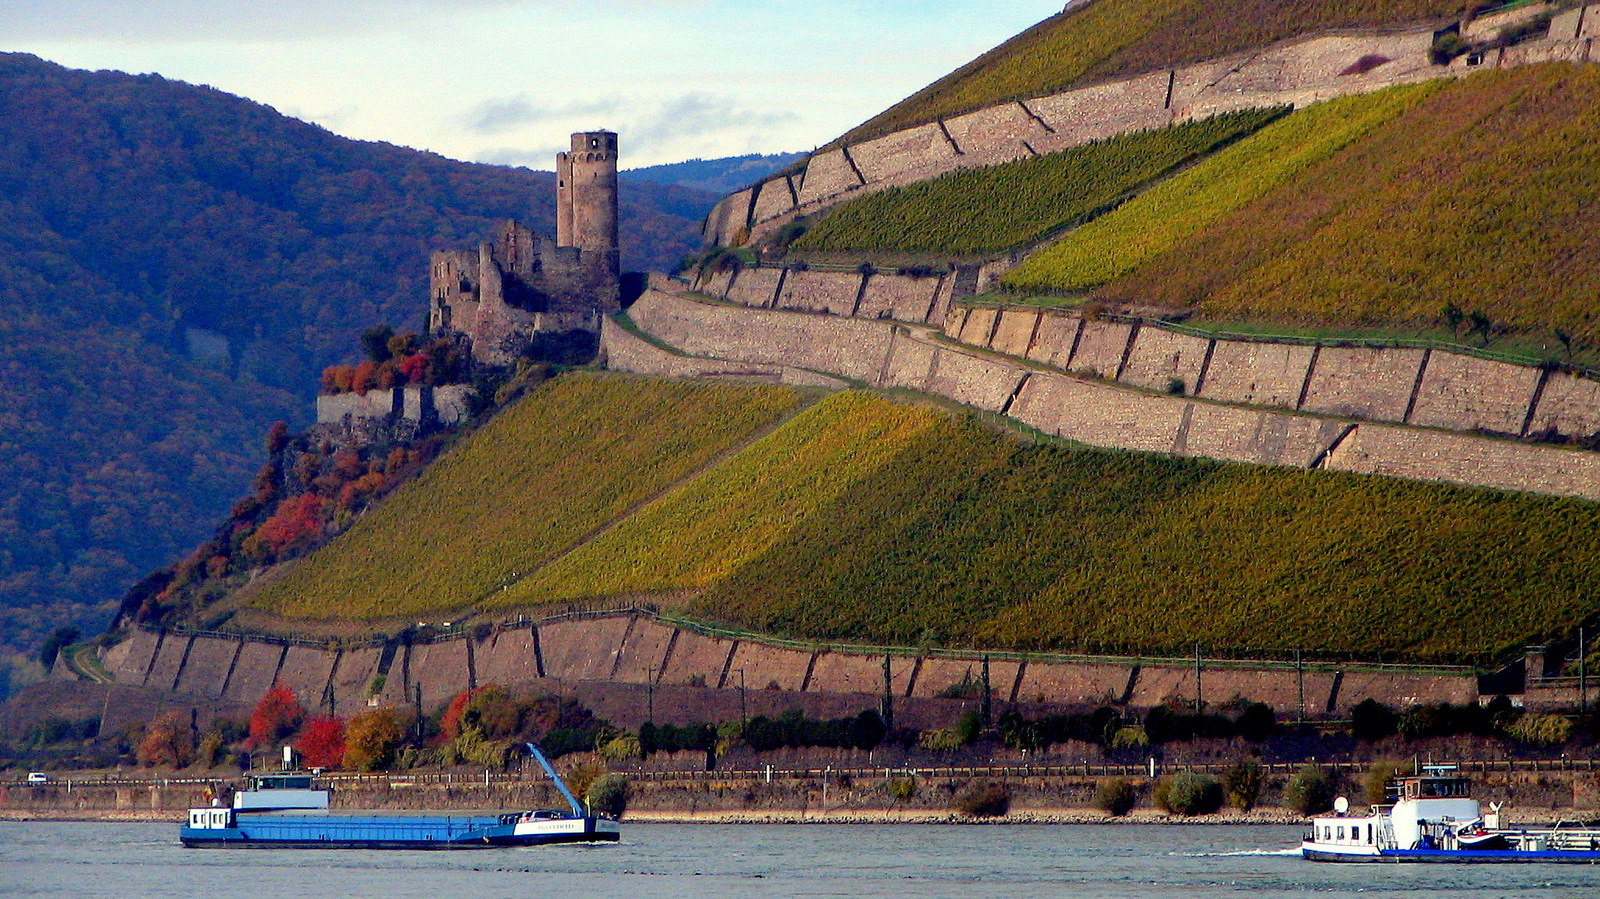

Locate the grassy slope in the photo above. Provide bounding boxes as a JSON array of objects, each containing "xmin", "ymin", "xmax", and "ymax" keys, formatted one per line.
[
  {"xmin": 1094, "ymin": 65, "xmax": 1600, "ymax": 345},
  {"xmin": 833, "ymin": 0, "xmax": 1463, "ymax": 148},
  {"xmin": 244, "ymin": 374, "xmax": 809, "ymax": 620},
  {"xmin": 794, "ymin": 108, "xmax": 1283, "ymax": 256},
  {"xmin": 270, "ymin": 379, "xmax": 1600, "ymax": 664},
  {"xmin": 1002, "ymin": 84, "xmax": 1439, "ymax": 292}
]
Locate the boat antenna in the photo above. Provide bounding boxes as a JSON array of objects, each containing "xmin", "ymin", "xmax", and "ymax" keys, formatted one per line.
[{"xmin": 526, "ymin": 742, "xmax": 585, "ymax": 817}]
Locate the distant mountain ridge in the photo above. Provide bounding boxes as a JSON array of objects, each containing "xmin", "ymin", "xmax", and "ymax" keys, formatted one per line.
[
  {"xmin": 622, "ymin": 152, "xmax": 807, "ymax": 195},
  {"xmin": 0, "ymin": 52, "xmax": 723, "ymax": 693}
]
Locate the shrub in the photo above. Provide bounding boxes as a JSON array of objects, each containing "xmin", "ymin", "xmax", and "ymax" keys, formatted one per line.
[
  {"xmin": 888, "ymin": 777, "xmax": 917, "ymax": 803},
  {"xmin": 598, "ymin": 733, "xmax": 642, "ymax": 762},
  {"xmin": 1350, "ymin": 699, "xmax": 1398, "ymax": 742},
  {"xmin": 953, "ymin": 780, "xmax": 1011, "ymax": 818},
  {"xmin": 1236, "ymin": 703, "xmax": 1276, "ymax": 742},
  {"xmin": 247, "ymin": 685, "xmax": 305, "ymax": 751},
  {"xmin": 1364, "ymin": 759, "xmax": 1411, "ymax": 806},
  {"xmin": 1284, "ymin": 765, "xmax": 1336, "ymax": 815},
  {"xmin": 1110, "ymin": 726, "xmax": 1150, "ymax": 751},
  {"xmin": 586, "ymin": 773, "xmax": 629, "ymax": 819},
  {"xmin": 343, "ymin": 708, "xmax": 405, "ymax": 772},
  {"xmin": 1223, "ymin": 761, "xmax": 1263, "ymax": 811},
  {"xmin": 1095, "ymin": 778, "xmax": 1137, "ymax": 816},
  {"xmin": 1154, "ymin": 771, "xmax": 1223, "ymax": 816},
  {"xmin": 955, "ymin": 710, "xmax": 984, "ymax": 745},
  {"xmin": 1505, "ymin": 713, "xmax": 1574, "ymax": 747}
]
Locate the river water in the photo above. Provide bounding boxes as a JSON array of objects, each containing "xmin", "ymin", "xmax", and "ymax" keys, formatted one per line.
[{"xmin": 4, "ymin": 821, "xmax": 1599, "ymax": 898}]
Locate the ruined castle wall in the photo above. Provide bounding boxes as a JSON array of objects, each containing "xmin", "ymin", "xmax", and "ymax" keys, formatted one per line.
[
  {"xmin": 625, "ymin": 290, "xmax": 895, "ymax": 385},
  {"xmin": 1324, "ymin": 423, "xmax": 1600, "ymax": 500},
  {"xmin": 776, "ymin": 269, "xmax": 865, "ymax": 316},
  {"xmin": 1407, "ymin": 352, "xmax": 1542, "ymax": 435},
  {"xmin": 751, "ymin": 176, "xmax": 798, "ymax": 224},
  {"xmin": 223, "ymin": 643, "xmax": 283, "ymax": 703},
  {"xmin": 854, "ymin": 272, "xmax": 944, "ymax": 323},
  {"xmin": 659, "ymin": 630, "xmax": 735, "ymax": 688},
  {"xmin": 1198, "ymin": 342, "xmax": 1315, "ymax": 408},
  {"xmin": 806, "ymin": 652, "xmax": 889, "ymax": 695},
  {"xmin": 612, "ymin": 618, "xmax": 678, "ymax": 684},
  {"xmin": 1015, "ymin": 662, "xmax": 1129, "ymax": 706},
  {"xmin": 1300, "ymin": 346, "xmax": 1426, "ymax": 421},
  {"xmin": 990, "ymin": 309, "xmax": 1041, "ymax": 357},
  {"xmin": 1119, "ymin": 327, "xmax": 1211, "ymax": 394},
  {"xmin": 172, "ymin": 636, "xmax": 238, "ymax": 697},
  {"xmin": 316, "ymin": 390, "xmax": 396, "ymax": 425},
  {"xmin": 728, "ymin": 643, "xmax": 815, "ymax": 692},
  {"xmin": 794, "ymin": 149, "xmax": 862, "ymax": 207},
  {"xmin": 1064, "ymin": 320, "xmax": 1136, "ymax": 379},
  {"xmin": 103, "ymin": 628, "xmax": 163, "ymax": 684},
  {"xmin": 1528, "ymin": 371, "xmax": 1600, "ymax": 439},
  {"xmin": 725, "ymin": 266, "xmax": 784, "ymax": 308},
  {"xmin": 474, "ymin": 626, "xmax": 543, "ymax": 687}
]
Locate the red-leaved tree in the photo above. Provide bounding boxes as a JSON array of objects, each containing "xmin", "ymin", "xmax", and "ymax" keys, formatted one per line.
[
  {"xmin": 297, "ymin": 716, "xmax": 347, "ymax": 769},
  {"xmin": 248, "ymin": 684, "xmax": 305, "ymax": 750}
]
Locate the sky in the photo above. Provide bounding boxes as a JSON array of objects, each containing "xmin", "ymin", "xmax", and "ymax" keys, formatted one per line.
[{"xmin": 2, "ymin": 0, "xmax": 1066, "ymax": 170}]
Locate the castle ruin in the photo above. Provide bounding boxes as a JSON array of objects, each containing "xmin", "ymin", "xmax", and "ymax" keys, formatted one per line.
[{"xmin": 429, "ymin": 131, "xmax": 621, "ymax": 365}]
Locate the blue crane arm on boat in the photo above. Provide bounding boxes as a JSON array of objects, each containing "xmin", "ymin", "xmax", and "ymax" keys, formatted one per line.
[{"xmin": 527, "ymin": 742, "xmax": 585, "ymax": 817}]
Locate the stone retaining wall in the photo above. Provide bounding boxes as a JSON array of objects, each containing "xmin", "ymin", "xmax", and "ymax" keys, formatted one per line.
[{"xmin": 720, "ymin": 6, "xmax": 1598, "ymax": 247}]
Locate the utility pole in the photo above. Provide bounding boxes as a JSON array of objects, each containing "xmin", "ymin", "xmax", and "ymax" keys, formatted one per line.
[
  {"xmin": 738, "ymin": 668, "xmax": 747, "ymax": 726},
  {"xmin": 1194, "ymin": 643, "xmax": 1203, "ymax": 712},
  {"xmin": 414, "ymin": 682, "xmax": 424, "ymax": 746},
  {"xmin": 647, "ymin": 666, "xmax": 655, "ymax": 726},
  {"xmin": 981, "ymin": 655, "xmax": 993, "ymax": 726},
  {"xmin": 1581, "ymin": 626, "xmax": 1588, "ymax": 718},
  {"xmin": 882, "ymin": 654, "xmax": 894, "ymax": 733},
  {"xmin": 1296, "ymin": 648, "xmax": 1305, "ymax": 724}
]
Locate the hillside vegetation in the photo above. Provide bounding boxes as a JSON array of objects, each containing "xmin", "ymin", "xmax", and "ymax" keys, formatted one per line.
[
  {"xmin": 243, "ymin": 375, "xmax": 1600, "ymax": 664},
  {"xmin": 1003, "ymin": 83, "xmax": 1439, "ymax": 292},
  {"xmin": 243, "ymin": 375, "xmax": 810, "ymax": 620},
  {"xmin": 794, "ymin": 108, "xmax": 1283, "ymax": 256},
  {"xmin": 1084, "ymin": 64, "xmax": 1600, "ymax": 347},
  {"xmin": 0, "ymin": 52, "xmax": 718, "ymax": 673},
  {"xmin": 834, "ymin": 0, "xmax": 1464, "ymax": 148}
]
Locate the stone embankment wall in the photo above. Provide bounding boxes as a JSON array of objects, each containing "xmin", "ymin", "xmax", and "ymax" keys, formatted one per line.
[
  {"xmin": 945, "ymin": 306, "xmax": 1600, "ymax": 444},
  {"xmin": 613, "ymin": 288, "xmax": 1600, "ymax": 502},
  {"xmin": 703, "ymin": 3, "xmax": 1600, "ymax": 248},
  {"xmin": 692, "ymin": 264, "xmax": 956, "ymax": 328},
  {"xmin": 89, "ymin": 612, "xmax": 1485, "ymax": 733}
]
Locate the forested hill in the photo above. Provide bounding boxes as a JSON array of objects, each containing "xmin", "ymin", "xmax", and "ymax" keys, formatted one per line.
[{"xmin": 0, "ymin": 52, "xmax": 718, "ymax": 691}]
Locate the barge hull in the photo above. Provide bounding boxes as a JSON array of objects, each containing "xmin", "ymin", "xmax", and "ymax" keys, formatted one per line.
[{"xmin": 1305, "ymin": 848, "xmax": 1600, "ymax": 864}]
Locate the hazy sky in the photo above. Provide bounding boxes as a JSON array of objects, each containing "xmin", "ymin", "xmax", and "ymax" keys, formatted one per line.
[{"xmin": 4, "ymin": 1, "xmax": 1065, "ymax": 169}]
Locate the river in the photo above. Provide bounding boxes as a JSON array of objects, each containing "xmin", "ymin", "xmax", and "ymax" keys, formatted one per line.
[{"xmin": 4, "ymin": 821, "xmax": 1599, "ymax": 898}]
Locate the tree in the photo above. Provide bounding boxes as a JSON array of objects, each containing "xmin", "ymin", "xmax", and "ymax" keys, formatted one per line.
[
  {"xmin": 137, "ymin": 711, "xmax": 195, "ymax": 768},
  {"xmin": 247, "ymin": 684, "xmax": 305, "ymax": 750},
  {"xmin": 361, "ymin": 324, "xmax": 396, "ymax": 364},
  {"xmin": 38, "ymin": 626, "xmax": 80, "ymax": 672},
  {"xmin": 344, "ymin": 708, "xmax": 406, "ymax": 772},
  {"xmin": 1350, "ymin": 698, "xmax": 1398, "ymax": 742},
  {"xmin": 298, "ymin": 716, "xmax": 347, "ymax": 769}
]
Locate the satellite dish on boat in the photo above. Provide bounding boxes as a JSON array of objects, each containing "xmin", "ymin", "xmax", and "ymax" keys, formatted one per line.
[{"xmin": 1334, "ymin": 796, "xmax": 1350, "ymax": 814}]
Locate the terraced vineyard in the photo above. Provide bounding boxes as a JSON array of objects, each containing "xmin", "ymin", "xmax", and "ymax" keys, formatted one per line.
[
  {"xmin": 242, "ymin": 374, "xmax": 810, "ymax": 620},
  {"xmin": 246, "ymin": 375, "xmax": 1600, "ymax": 663},
  {"xmin": 796, "ymin": 108, "xmax": 1283, "ymax": 256},
  {"xmin": 1095, "ymin": 65, "xmax": 1600, "ymax": 345},
  {"xmin": 1002, "ymin": 83, "xmax": 1439, "ymax": 293},
  {"xmin": 835, "ymin": 0, "xmax": 1464, "ymax": 148}
]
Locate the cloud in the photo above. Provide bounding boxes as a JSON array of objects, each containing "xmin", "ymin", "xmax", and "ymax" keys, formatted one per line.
[
  {"xmin": 459, "ymin": 96, "xmax": 623, "ymax": 136},
  {"xmin": 627, "ymin": 93, "xmax": 799, "ymax": 151},
  {"xmin": 0, "ymin": 0, "xmax": 519, "ymax": 42}
]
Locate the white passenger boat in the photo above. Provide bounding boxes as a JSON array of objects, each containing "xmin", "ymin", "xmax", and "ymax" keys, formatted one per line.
[{"xmin": 1301, "ymin": 766, "xmax": 1600, "ymax": 863}]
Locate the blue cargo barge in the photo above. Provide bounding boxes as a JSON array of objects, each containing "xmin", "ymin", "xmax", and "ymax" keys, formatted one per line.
[{"xmin": 182, "ymin": 744, "xmax": 620, "ymax": 849}]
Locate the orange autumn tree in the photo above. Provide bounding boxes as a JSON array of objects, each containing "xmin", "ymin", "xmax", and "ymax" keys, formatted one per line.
[{"xmin": 247, "ymin": 684, "xmax": 305, "ymax": 750}]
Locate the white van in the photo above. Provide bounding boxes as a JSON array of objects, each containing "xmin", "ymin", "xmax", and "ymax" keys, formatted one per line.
[{"xmin": 26, "ymin": 772, "xmax": 48, "ymax": 783}]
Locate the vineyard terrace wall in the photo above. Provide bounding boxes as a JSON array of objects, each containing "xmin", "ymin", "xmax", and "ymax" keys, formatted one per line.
[
  {"xmin": 943, "ymin": 306, "xmax": 1600, "ymax": 445},
  {"xmin": 90, "ymin": 614, "xmax": 1490, "ymax": 733},
  {"xmin": 703, "ymin": 3, "xmax": 1600, "ymax": 248},
  {"xmin": 609, "ymin": 288, "xmax": 1600, "ymax": 502}
]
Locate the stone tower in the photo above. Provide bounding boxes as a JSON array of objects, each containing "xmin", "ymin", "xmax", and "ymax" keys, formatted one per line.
[{"xmin": 556, "ymin": 131, "xmax": 619, "ymax": 266}]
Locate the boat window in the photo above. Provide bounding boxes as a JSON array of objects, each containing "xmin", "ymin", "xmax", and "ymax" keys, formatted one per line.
[{"xmin": 1366, "ymin": 824, "xmax": 1372, "ymax": 843}]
